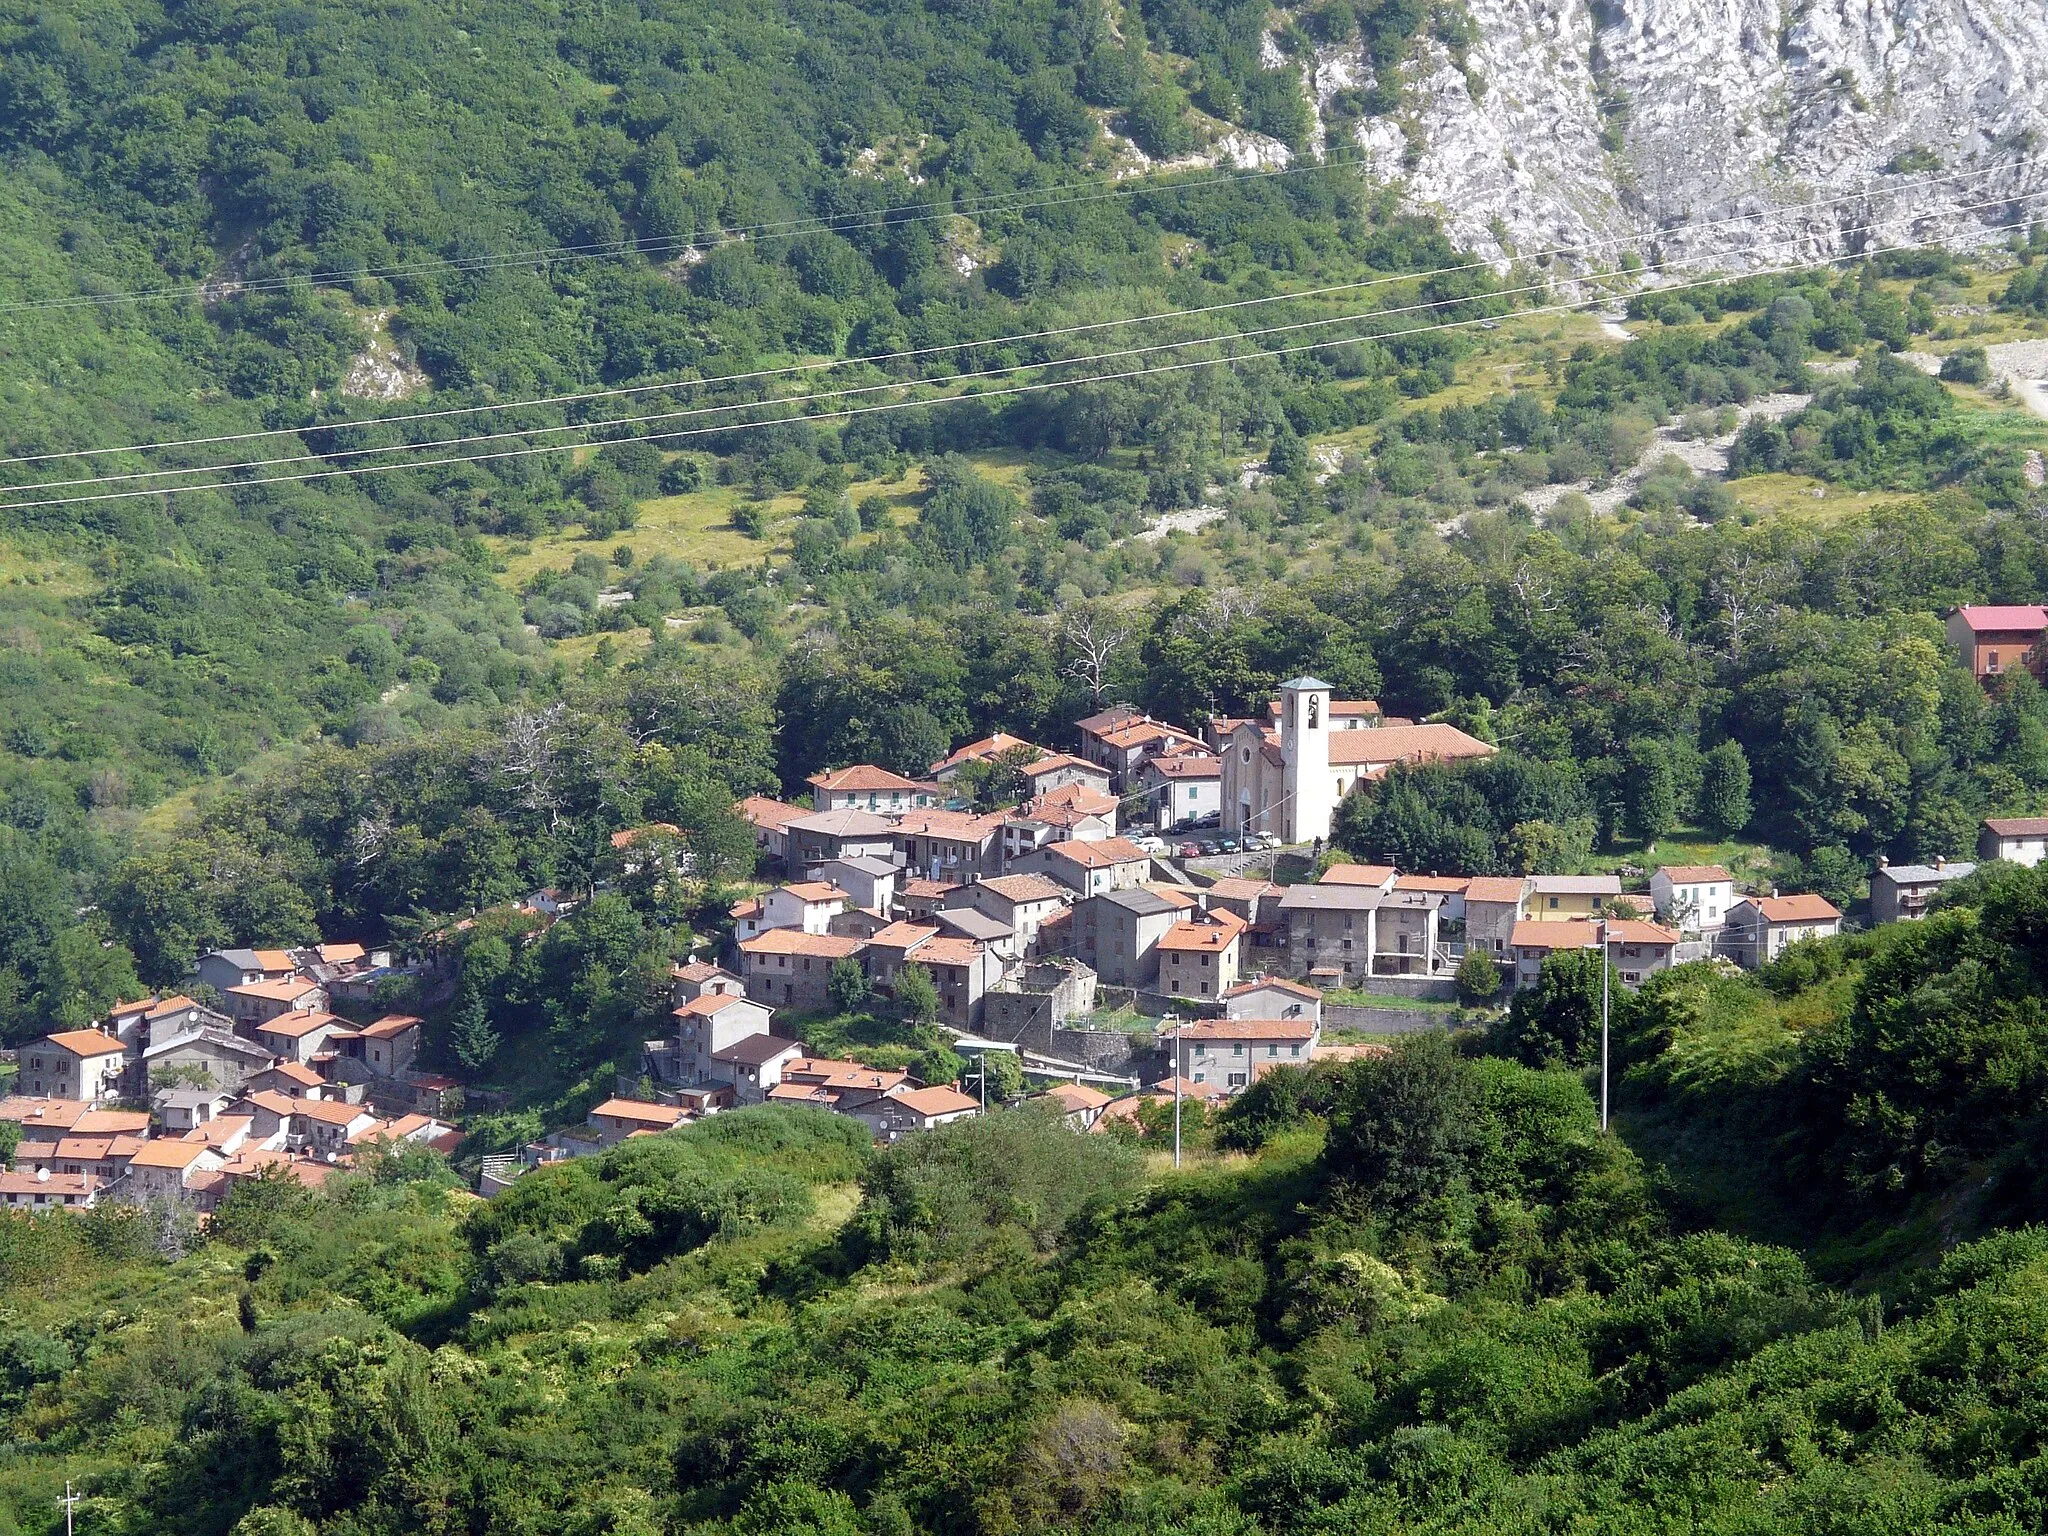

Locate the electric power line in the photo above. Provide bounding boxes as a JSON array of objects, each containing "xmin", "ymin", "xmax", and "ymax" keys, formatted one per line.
[
  {"xmin": 2, "ymin": 151, "xmax": 2040, "ymax": 468},
  {"xmin": 3, "ymin": 203, "xmax": 2036, "ymax": 516},
  {"xmin": 8, "ymin": 187, "xmax": 2032, "ymax": 495}
]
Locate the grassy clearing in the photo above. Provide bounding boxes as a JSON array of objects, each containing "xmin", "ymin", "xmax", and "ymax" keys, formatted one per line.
[{"xmin": 1582, "ymin": 826, "xmax": 1781, "ymax": 890}]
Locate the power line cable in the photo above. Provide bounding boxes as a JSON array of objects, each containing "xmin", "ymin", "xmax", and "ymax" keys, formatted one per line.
[
  {"xmin": 15, "ymin": 189, "xmax": 2031, "ymax": 492},
  {"xmin": 1, "ymin": 203, "xmax": 2037, "ymax": 514},
  {"xmin": 3, "ymin": 152, "xmax": 2040, "ymax": 467}
]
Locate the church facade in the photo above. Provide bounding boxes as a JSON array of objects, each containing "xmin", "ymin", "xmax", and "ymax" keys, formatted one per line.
[{"xmin": 1219, "ymin": 679, "xmax": 1496, "ymax": 846}]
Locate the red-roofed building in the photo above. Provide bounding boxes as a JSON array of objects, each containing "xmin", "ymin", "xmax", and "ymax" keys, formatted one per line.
[
  {"xmin": 22, "ymin": 1031, "xmax": 127, "ymax": 1103},
  {"xmin": 673, "ymin": 992, "xmax": 778, "ymax": 1082},
  {"xmin": 930, "ymin": 731, "xmax": 1042, "ymax": 781},
  {"xmin": 846, "ymin": 1083, "xmax": 982, "ymax": 1141},
  {"xmin": 1011, "ymin": 836, "xmax": 1154, "ymax": 898},
  {"xmin": 588, "ymin": 1098, "xmax": 689, "ymax": 1146},
  {"xmin": 737, "ymin": 929, "xmax": 868, "ymax": 1012},
  {"xmin": 1510, "ymin": 918, "xmax": 1683, "ymax": 988},
  {"xmin": 0, "ymin": 1169, "xmax": 98, "ymax": 1211},
  {"xmin": 806, "ymin": 765, "xmax": 942, "ymax": 813},
  {"xmin": 1168, "ymin": 1014, "xmax": 1320, "ymax": 1094},
  {"xmin": 1157, "ymin": 910, "xmax": 1248, "ymax": 1000},
  {"xmin": 1222, "ymin": 680, "xmax": 1495, "ymax": 846},
  {"xmin": 1980, "ymin": 816, "xmax": 2048, "ymax": 868},
  {"xmin": 1948, "ymin": 605, "xmax": 2048, "ymax": 683},
  {"xmin": 740, "ymin": 795, "xmax": 807, "ymax": 864},
  {"xmin": 253, "ymin": 1010, "xmax": 354, "ymax": 1064},
  {"xmin": 1721, "ymin": 894, "xmax": 1842, "ymax": 968},
  {"xmin": 224, "ymin": 975, "xmax": 329, "ymax": 1028}
]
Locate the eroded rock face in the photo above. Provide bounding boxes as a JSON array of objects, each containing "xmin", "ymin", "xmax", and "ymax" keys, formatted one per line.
[{"xmin": 1343, "ymin": 0, "xmax": 2048, "ymax": 271}]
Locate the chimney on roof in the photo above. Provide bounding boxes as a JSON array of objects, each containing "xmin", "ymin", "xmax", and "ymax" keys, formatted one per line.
[
  {"xmin": 1935, "ymin": 855, "xmax": 1946, "ymax": 870},
  {"xmin": 1769, "ymin": 886, "xmax": 1779, "ymax": 899},
  {"xmin": 1877, "ymin": 855, "xmax": 1889, "ymax": 869}
]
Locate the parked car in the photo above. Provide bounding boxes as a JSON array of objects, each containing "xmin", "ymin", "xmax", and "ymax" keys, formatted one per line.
[
  {"xmin": 1199, "ymin": 841, "xmax": 1220, "ymax": 856},
  {"xmin": 1220, "ymin": 840, "xmax": 1239, "ymax": 854},
  {"xmin": 1179, "ymin": 843, "xmax": 1202, "ymax": 859}
]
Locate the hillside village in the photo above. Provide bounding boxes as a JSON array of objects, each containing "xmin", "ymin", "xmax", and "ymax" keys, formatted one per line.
[{"xmin": 20, "ymin": 615, "xmax": 2048, "ymax": 1209}]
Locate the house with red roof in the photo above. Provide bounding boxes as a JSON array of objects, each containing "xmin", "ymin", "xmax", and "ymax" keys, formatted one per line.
[
  {"xmin": 806, "ymin": 765, "xmax": 942, "ymax": 814},
  {"xmin": 1947, "ymin": 605, "xmax": 2048, "ymax": 683},
  {"xmin": 22, "ymin": 1030, "xmax": 127, "ymax": 1104},
  {"xmin": 1719, "ymin": 894, "xmax": 1842, "ymax": 969},
  {"xmin": 1167, "ymin": 1016, "xmax": 1320, "ymax": 1095}
]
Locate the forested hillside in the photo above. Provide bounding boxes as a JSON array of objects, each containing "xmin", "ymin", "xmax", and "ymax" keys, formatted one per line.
[{"xmin": 7, "ymin": 866, "xmax": 2048, "ymax": 1532}]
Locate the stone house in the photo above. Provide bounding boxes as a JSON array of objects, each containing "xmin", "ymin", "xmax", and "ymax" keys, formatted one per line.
[
  {"xmin": 1067, "ymin": 887, "xmax": 1192, "ymax": 986},
  {"xmin": 737, "ymin": 930, "xmax": 869, "ymax": 1013},
  {"xmin": 1720, "ymin": 895, "xmax": 1843, "ymax": 968},
  {"xmin": 1157, "ymin": 910, "xmax": 1247, "ymax": 1002},
  {"xmin": 22, "ymin": 1031, "xmax": 128, "ymax": 1103}
]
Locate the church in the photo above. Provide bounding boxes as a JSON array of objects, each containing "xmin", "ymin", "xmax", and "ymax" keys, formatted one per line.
[{"xmin": 1219, "ymin": 678, "xmax": 1497, "ymax": 846}]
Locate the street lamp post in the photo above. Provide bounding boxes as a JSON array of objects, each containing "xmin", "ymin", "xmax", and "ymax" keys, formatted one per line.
[{"xmin": 1598, "ymin": 917, "xmax": 1611, "ymax": 1132}]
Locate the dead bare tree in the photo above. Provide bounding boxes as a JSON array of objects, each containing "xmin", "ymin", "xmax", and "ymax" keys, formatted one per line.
[{"xmin": 1059, "ymin": 608, "xmax": 1131, "ymax": 705}]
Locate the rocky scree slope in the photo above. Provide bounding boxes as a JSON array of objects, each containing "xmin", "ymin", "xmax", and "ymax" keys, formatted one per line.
[{"xmin": 1312, "ymin": 0, "xmax": 2048, "ymax": 271}]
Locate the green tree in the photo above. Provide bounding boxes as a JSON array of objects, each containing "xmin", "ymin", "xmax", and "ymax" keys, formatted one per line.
[
  {"xmin": 1698, "ymin": 740, "xmax": 1754, "ymax": 836},
  {"xmin": 1455, "ymin": 946, "xmax": 1503, "ymax": 1005},
  {"xmin": 895, "ymin": 963, "xmax": 940, "ymax": 1027},
  {"xmin": 1622, "ymin": 737, "xmax": 1678, "ymax": 845},
  {"xmin": 1324, "ymin": 1031, "xmax": 1480, "ymax": 1209},
  {"xmin": 827, "ymin": 957, "xmax": 870, "ymax": 1013},
  {"xmin": 1499, "ymin": 946, "xmax": 1627, "ymax": 1069}
]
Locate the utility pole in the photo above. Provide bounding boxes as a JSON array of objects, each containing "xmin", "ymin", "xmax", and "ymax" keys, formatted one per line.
[
  {"xmin": 61, "ymin": 1480, "xmax": 79, "ymax": 1536},
  {"xmin": 1168, "ymin": 1019, "xmax": 1183, "ymax": 1169},
  {"xmin": 1598, "ymin": 917, "xmax": 1611, "ymax": 1133}
]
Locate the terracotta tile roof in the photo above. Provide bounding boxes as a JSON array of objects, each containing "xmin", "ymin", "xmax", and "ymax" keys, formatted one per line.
[
  {"xmin": 1049, "ymin": 836, "xmax": 1150, "ymax": 868},
  {"xmin": 42, "ymin": 1029, "xmax": 125, "ymax": 1058},
  {"xmin": 73, "ymin": 1109, "xmax": 150, "ymax": 1134},
  {"xmin": 0, "ymin": 1171, "xmax": 95, "ymax": 1198},
  {"xmin": 360, "ymin": 1013, "xmax": 422, "ymax": 1039},
  {"xmin": 1207, "ymin": 877, "xmax": 1281, "ymax": 901},
  {"xmin": 974, "ymin": 874, "xmax": 1069, "ymax": 904},
  {"xmin": 1175, "ymin": 1017, "xmax": 1317, "ymax": 1041},
  {"xmin": 610, "ymin": 822, "xmax": 682, "ymax": 849},
  {"xmin": 53, "ymin": 1136, "xmax": 115, "ymax": 1161},
  {"xmin": 739, "ymin": 930, "xmax": 868, "ymax": 959},
  {"xmin": 1952, "ymin": 605, "xmax": 2048, "ymax": 630},
  {"xmin": 1018, "ymin": 753, "xmax": 1105, "ymax": 780},
  {"xmin": 779, "ymin": 881, "xmax": 851, "ymax": 904},
  {"xmin": 1746, "ymin": 894, "xmax": 1842, "ymax": 923},
  {"xmin": 1319, "ymin": 863, "xmax": 1398, "ymax": 887},
  {"xmin": 1656, "ymin": 865, "xmax": 1731, "ymax": 884},
  {"xmin": 1464, "ymin": 876, "xmax": 1531, "ymax": 903},
  {"xmin": 911, "ymin": 936, "xmax": 987, "ymax": 967},
  {"xmin": 292, "ymin": 1097, "xmax": 374, "ymax": 1126},
  {"xmin": 128, "ymin": 1139, "xmax": 213, "ymax": 1170},
  {"xmin": 256, "ymin": 1011, "xmax": 346, "ymax": 1040},
  {"xmin": 1223, "ymin": 976, "xmax": 1321, "ymax": 1001},
  {"xmin": 740, "ymin": 795, "xmax": 807, "ymax": 830},
  {"xmin": 676, "ymin": 993, "xmax": 755, "ymax": 1018},
  {"xmin": 1512, "ymin": 919, "xmax": 1601, "ymax": 951},
  {"xmin": 251, "ymin": 949, "xmax": 296, "ymax": 972},
  {"xmin": 1098, "ymin": 719, "xmax": 1198, "ymax": 751},
  {"xmin": 930, "ymin": 732, "xmax": 1040, "ymax": 775},
  {"xmin": 1034, "ymin": 782, "xmax": 1118, "ymax": 813},
  {"xmin": 1158, "ymin": 912, "xmax": 1248, "ymax": 951},
  {"xmin": 227, "ymin": 977, "xmax": 324, "ymax": 1003},
  {"xmin": 258, "ymin": 1061, "xmax": 326, "ymax": 1088},
  {"xmin": 672, "ymin": 959, "xmax": 728, "ymax": 983},
  {"xmin": 1394, "ymin": 874, "xmax": 1470, "ymax": 894},
  {"xmin": 894, "ymin": 808, "xmax": 1008, "ymax": 840},
  {"xmin": 1608, "ymin": 920, "xmax": 1681, "ymax": 945},
  {"xmin": 900, "ymin": 878, "xmax": 964, "ymax": 899},
  {"xmin": 729, "ymin": 897, "xmax": 763, "ymax": 920},
  {"xmin": 1075, "ymin": 704, "xmax": 1145, "ymax": 735},
  {"xmin": 1145, "ymin": 752, "xmax": 1221, "ymax": 779},
  {"xmin": 315, "ymin": 943, "xmax": 368, "ymax": 965},
  {"xmin": 196, "ymin": 1116, "xmax": 254, "ymax": 1150},
  {"xmin": 768, "ymin": 1082, "xmax": 839, "ymax": 1106},
  {"xmin": 867, "ymin": 921, "xmax": 940, "ymax": 951},
  {"xmin": 240, "ymin": 1089, "xmax": 302, "ymax": 1119},
  {"xmin": 0, "ymin": 1098, "xmax": 89, "ymax": 1129},
  {"xmin": 808, "ymin": 764, "xmax": 930, "ymax": 793},
  {"xmin": 144, "ymin": 995, "xmax": 200, "ymax": 1019},
  {"xmin": 379, "ymin": 1114, "xmax": 438, "ymax": 1140},
  {"xmin": 1984, "ymin": 817, "xmax": 2048, "ymax": 837},
  {"xmin": 590, "ymin": 1098, "xmax": 689, "ymax": 1127},
  {"xmin": 1042, "ymin": 1082, "xmax": 1113, "ymax": 1112},
  {"xmin": 891, "ymin": 1085, "xmax": 981, "ymax": 1117},
  {"xmin": 1325, "ymin": 722, "xmax": 1497, "ymax": 769},
  {"xmin": 1150, "ymin": 1074, "xmax": 1226, "ymax": 1099},
  {"xmin": 784, "ymin": 1057, "xmax": 908, "ymax": 1092}
]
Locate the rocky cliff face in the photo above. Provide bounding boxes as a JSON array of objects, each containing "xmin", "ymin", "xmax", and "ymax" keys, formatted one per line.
[{"xmin": 1328, "ymin": 0, "xmax": 2048, "ymax": 272}]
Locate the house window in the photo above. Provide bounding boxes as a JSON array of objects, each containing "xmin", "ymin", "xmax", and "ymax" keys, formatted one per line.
[{"xmin": 1548, "ymin": 896, "xmax": 1560, "ymax": 909}]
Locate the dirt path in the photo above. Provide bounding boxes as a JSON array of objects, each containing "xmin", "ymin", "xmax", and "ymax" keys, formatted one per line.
[
  {"xmin": 1519, "ymin": 391, "xmax": 1811, "ymax": 519},
  {"xmin": 1987, "ymin": 340, "xmax": 2048, "ymax": 424}
]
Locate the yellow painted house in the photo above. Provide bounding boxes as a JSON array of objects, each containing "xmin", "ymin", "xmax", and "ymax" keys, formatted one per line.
[{"xmin": 1523, "ymin": 874, "xmax": 1623, "ymax": 922}]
